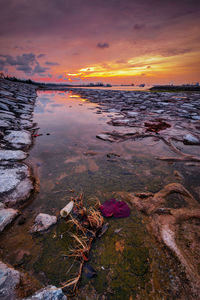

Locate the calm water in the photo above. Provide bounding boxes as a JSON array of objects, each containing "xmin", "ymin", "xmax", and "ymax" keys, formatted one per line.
[{"xmin": 1, "ymin": 90, "xmax": 199, "ymax": 299}]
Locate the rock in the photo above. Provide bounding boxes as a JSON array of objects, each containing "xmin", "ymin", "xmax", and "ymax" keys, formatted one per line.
[
  {"xmin": 0, "ymin": 163, "xmax": 33, "ymax": 206},
  {"xmin": 183, "ymin": 134, "xmax": 200, "ymax": 145},
  {"xmin": 2, "ymin": 177, "xmax": 33, "ymax": 206},
  {"xmin": 126, "ymin": 111, "xmax": 138, "ymax": 117},
  {"xmin": 0, "ymin": 203, "xmax": 5, "ymax": 209},
  {"xmin": 191, "ymin": 115, "xmax": 200, "ymax": 120},
  {"xmin": 0, "ymin": 119, "xmax": 12, "ymax": 128},
  {"xmin": 0, "ymin": 163, "xmax": 30, "ymax": 194},
  {"xmin": 24, "ymin": 285, "xmax": 67, "ymax": 300},
  {"xmin": 4, "ymin": 130, "xmax": 32, "ymax": 149},
  {"xmin": 31, "ymin": 213, "xmax": 57, "ymax": 232},
  {"xmin": 0, "ymin": 90, "xmax": 13, "ymax": 96},
  {"xmin": 0, "ymin": 103, "xmax": 9, "ymax": 111},
  {"xmin": 111, "ymin": 118, "xmax": 130, "ymax": 126},
  {"xmin": 0, "ymin": 208, "xmax": 19, "ymax": 232},
  {"xmin": 0, "ymin": 261, "xmax": 20, "ymax": 300},
  {"xmin": 96, "ymin": 133, "xmax": 115, "ymax": 142},
  {"xmin": 0, "ymin": 150, "xmax": 27, "ymax": 161}
]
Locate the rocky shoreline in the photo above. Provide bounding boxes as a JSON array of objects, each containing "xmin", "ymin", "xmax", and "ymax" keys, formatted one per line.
[
  {"xmin": 0, "ymin": 79, "xmax": 200, "ymax": 299},
  {"xmin": 0, "ymin": 79, "xmax": 66, "ymax": 300}
]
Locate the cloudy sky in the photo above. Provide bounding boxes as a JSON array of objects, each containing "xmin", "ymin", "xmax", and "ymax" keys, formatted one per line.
[{"xmin": 0, "ymin": 0, "xmax": 200, "ymax": 84}]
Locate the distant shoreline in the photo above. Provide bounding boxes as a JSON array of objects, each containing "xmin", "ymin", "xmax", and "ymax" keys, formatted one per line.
[{"xmin": 150, "ymin": 85, "xmax": 200, "ymax": 92}]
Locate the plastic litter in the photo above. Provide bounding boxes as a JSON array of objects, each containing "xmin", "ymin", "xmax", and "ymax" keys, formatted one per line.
[{"xmin": 60, "ymin": 201, "xmax": 74, "ymax": 217}]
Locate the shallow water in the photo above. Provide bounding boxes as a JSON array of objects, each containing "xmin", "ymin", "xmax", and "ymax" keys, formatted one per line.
[{"xmin": 1, "ymin": 90, "xmax": 200, "ymax": 299}]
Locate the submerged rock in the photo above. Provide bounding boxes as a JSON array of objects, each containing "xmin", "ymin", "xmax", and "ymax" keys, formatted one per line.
[
  {"xmin": 0, "ymin": 207, "xmax": 19, "ymax": 232},
  {"xmin": 0, "ymin": 261, "xmax": 20, "ymax": 300},
  {"xmin": 24, "ymin": 285, "xmax": 67, "ymax": 300},
  {"xmin": 31, "ymin": 213, "xmax": 57, "ymax": 232}
]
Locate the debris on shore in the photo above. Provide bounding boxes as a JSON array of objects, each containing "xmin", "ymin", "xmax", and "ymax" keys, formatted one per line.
[{"xmin": 60, "ymin": 194, "xmax": 104, "ymax": 295}]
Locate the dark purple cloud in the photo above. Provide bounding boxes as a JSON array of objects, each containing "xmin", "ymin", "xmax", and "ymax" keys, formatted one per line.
[
  {"xmin": 38, "ymin": 53, "xmax": 45, "ymax": 58},
  {"xmin": 97, "ymin": 42, "xmax": 109, "ymax": 49},
  {"xmin": 133, "ymin": 24, "xmax": 145, "ymax": 30},
  {"xmin": 0, "ymin": 53, "xmax": 49, "ymax": 75},
  {"xmin": 45, "ymin": 61, "xmax": 59, "ymax": 66}
]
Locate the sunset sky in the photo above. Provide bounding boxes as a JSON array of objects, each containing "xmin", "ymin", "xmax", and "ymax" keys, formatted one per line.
[{"xmin": 0, "ymin": 0, "xmax": 200, "ymax": 85}]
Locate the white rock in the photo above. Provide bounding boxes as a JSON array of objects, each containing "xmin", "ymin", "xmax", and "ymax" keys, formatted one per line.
[
  {"xmin": 0, "ymin": 150, "xmax": 27, "ymax": 161},
  {"xmin": 2, "ymin": 177, "xmax": 33, "ymax": 206},
  {"xmin": 0, "ymin": 208, "xmax": 19, "ymax": 232},
  {"xmin": 192, "ymin": 115, "xmax": 200, "ymax": 120},
  {"xmin": 126, "ymin": 111, "xmax": 138, "ymax": 117},
  {"xmin": 0, "ymin": 163, "xmax": 29, "ymax": 194},
  {"xmin": 4, "ymin": 130, "xmax": 32, "ymax": 149},
  {"xmin": 0, "ymin": 103, "xmax": 9, "ymax": 111},
  {"xmin": 0, "ymin": 90, "xmax": 13, "ymax": 96},
  {"xmin": 24, "ymin": 285, "xmax": 67, "ymax": 300},
  {"xmin": 183, "ymin": 134, "xmax": 200, "ymax": 145},
  {"xmin": 31, "ymin": 213, "xmax": 57, "ymax": 232},
  {"xmin": 0, "ymin": 261, "xmax": 20, "ymax": 300}
]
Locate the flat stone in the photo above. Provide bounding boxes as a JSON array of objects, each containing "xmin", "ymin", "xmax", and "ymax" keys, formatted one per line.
[
  {"xmin": 0, "ymin": 208, "xmax": 19, "ymax": 232},
  {"xmin": 4, "ymin": 130, "xmax": 32, "ymax": 149},
  {"xmin": 0, "ymin": 261, "xmax": 20, "ymax": 300},
  {"xmin": 0, "ymin": 150, "xmax": 27, "ymax": 161},
  {"xmin": 24, "ymin": 285, "xmax": 67, "ymax": 300},
  {"xmin": 31, "ymin": 213, "xmax": 57, "ymax": 232}
]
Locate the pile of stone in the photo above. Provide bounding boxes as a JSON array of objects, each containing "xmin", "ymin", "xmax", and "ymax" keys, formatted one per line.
[{"xmin": 0, "ymin": 79, "xmax": 37, "ymax": 232}]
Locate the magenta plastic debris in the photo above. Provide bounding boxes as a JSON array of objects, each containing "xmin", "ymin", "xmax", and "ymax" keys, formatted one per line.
[{"xmin": 99, "ymin": 198, "xmax": 130, "ymax": 218}]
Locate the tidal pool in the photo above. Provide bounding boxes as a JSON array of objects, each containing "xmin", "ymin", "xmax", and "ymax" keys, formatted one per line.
[{"xmin": 1, "ymin": 90, "xmax": 199, "ymax": 299}]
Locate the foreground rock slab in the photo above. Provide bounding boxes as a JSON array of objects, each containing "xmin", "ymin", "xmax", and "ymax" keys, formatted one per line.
[
  {"xmin": 24, "ymin": 285, "xmax": 67, "ymax": 300},
  {"xmin": 31, "ymin": 213, "xmax": 57, "ymax": 232},
  {"xmin": 0, "ymin": 261, "xmax": 20, "ymax": 300}
]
